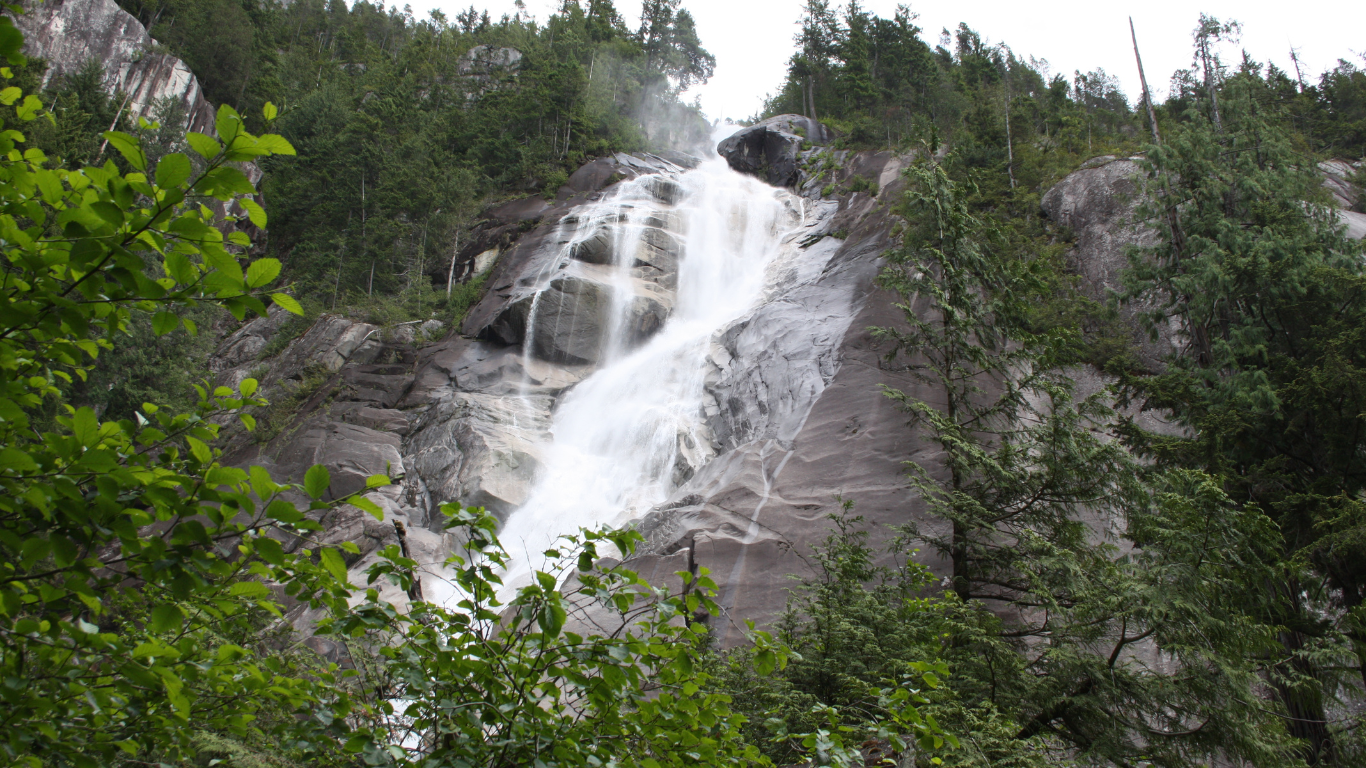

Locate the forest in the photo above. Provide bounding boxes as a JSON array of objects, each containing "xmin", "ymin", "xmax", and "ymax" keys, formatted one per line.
[{"xmin": 2, "ymin": 0, "xmax": 1366, "ymax": 766}]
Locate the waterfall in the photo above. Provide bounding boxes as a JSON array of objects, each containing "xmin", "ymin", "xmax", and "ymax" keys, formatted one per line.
[{"xmin": 492, "ymin": 155, "xmax": 803, "ymax": 598}]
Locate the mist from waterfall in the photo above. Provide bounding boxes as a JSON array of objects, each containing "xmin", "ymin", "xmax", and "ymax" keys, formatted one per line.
[{"xmin": 492, "ymin": 155, "xmax": 801, "ymax": 598}]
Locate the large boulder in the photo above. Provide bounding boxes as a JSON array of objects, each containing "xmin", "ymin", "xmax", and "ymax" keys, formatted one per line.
[
  {"xmin": 1040, "ymin": 154, "xmax": 1366, "ymax": 370},
  {"xmin": 717, "ymin": 114, "xmax": 831, "ymax": 188},
  {"xmin": 273, "ymin": 421, "xmax": 404, "ymax": 498}
]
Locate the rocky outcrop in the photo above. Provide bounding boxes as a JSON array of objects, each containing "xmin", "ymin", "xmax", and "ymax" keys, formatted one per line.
[
  {"xmin": 457, "ymin": 45, "xmax": 522, "ymax": 92},
  {"xmin": 12, "ymin": 0, "xmax": 266, "ymax": 243},
  {"xmin": 718, "ymin": 114, "xmax": 832, "ymax": 188},
  {"xmin": 12, "ymin": 0, "xmax": 215, "ymax": 135},
  {"xmin": 1039, "ymin": 155, "xmax": 1172, "ymax": 370},
  {"xmin": 1041, "ymin": 154, "xmax": 1366, "ymax": 371},
  {"xmin": 1321, "ymin": 159, "xmax": 1366, "ymax": 239},
  {"xmin": 440, "ymin": 151, "xmax": 699, "ymax": 288},
  {"xmin": 461, "ymin": 153, "xmax": 694, "ymax": 359}
]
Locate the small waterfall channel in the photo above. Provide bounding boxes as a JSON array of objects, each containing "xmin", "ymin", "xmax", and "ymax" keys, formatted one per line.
[{"xmin": 491, "ymin": 151, "xmax": 805, "ymax": 597}]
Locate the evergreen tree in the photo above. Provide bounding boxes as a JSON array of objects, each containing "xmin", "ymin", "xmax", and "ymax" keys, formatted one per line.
[
  {"xmin": 876, "ymin": 160, "xmax": 1299, "ymax": 766},
  {"xmin": 1124, "ymin": 71, "xmax": 1366, "ymax": 765}
]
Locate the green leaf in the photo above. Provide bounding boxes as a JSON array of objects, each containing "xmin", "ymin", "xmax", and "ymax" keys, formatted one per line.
[
  {"xmin": 254, "ymin": 536, "xmax": 285, "ymax": 565},
  {"xmin": 14, "ymin": 94, "xmax": 40, "ymax": 121},
  {"xmin": 0, "ymin": 447, "xmax": 38, "ymax": 472},
  {"xmin": 151, "ymin": 311, "xmax": 178, "ymax": 336},
  {"xmin": 366, "ymin": 474, "xmax": 390, "ymax": 489},
  {"xmin": 265, "ymin": 500, "xmax": 304, "ymax": 523},
  {"xmin": 0, "ymin": 86, "xmax": 18, "ymax": 105},
  {"xmin": 240, "ymin": 378, "xmax": 258, "ymax": 398},
  {"xmin": 72, "ymin": 407, "xmax": 98, "ymax": 447},
  {"xmin": 754, "ymin": 649, "xmax": 777, "ymax": 676},
  {"xmin": 163, "ymin": 252, "xmax": 195, "ymax": 284},
  {"xmin": 186, "ymin": 436, "xmax": 212, "ymax": 464},
  {"xmin": 240, "ymin": 197, "xmax": 267, "ymax": 229},
  {"xmin": 186, "ymin": 131, "xmax": 221, "ymax": 160},
  {"xmin": 262, "ymin": 101, "xmax": 278, "ymax": 121},
  {"xmin": 320, "ymin": 547, "xmax": 349, "ymax": 583},
  {"xmin": 229, "ymin": 581, "xmax": 271, "ymax": 598},
  {"xmin": 255, "ymin": 134, "xmax": 296, "ymax": 156},
  {"xmin": 271, "ymin": 293, "xmax": 303, "ymax": 315},
  {"xmin": 249, "ymin": 465, "xmax": 278, "ymax": 498},
  {"xmin": 537, "ymin": 601, "xmax": 567, "ymax": 638},
  {"xmin": 215, "ymin": 103, "xmax": 244, "ymax": 144},
  {"xmin": 149, "ymin": 604, "xmax": 183, "ymax": 634},
  {"xmin": 304, "ymin": 465, "xmax": 330, "ymax": 500},
  {"xmin": 34, "ymin": 168, "xmax": 63, "ymax": 205},
  {"xmin": 350, "ymin": 495, "xmax": 384, "ymax": 521},
  {"xmin": 0, "ymin": 23, "xmax": 26, "ymax": 66},
  {"xmin": 245, "ymin": 258, "xmax": 281, "ymax": 288},
  {"xmin": 101, "ymin": 131, "xmax": 147, "ymax": 170},
  {"xmin": 155, "ymin": 153, "xmax": 192, "ymax": 189},
  {"xmin": 197, "ymin": 166, "xmax": 256, "ymax": 199}
]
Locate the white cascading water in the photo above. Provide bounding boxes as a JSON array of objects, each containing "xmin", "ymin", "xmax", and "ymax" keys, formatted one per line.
[{"xmin": 492, "ymin": 151, "xmax": 802, "ymax": 597}]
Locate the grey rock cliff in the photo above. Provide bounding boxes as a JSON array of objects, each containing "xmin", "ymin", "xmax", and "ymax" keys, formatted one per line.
[{"xmin": 13, "ymin": 0, "xmax": 216, "ymax": 135}]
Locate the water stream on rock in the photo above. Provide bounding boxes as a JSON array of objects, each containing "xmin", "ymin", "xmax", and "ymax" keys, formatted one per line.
[{"xmin": 493, "ymin": 154, "xmax": 803, "ymax": 598}]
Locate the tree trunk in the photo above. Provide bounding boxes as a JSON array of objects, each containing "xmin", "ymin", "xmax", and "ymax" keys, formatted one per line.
[
  {"xmin": 1272, "ymin": 579, "xmax": 1337, "ymax": 765},
  {"xmin": 446, "ymin": 232, "xmax": 460, "ymax": 297},
  {"xmin": 1129, "ymin": 18, "xmax": 1162, "ymax": 144}
]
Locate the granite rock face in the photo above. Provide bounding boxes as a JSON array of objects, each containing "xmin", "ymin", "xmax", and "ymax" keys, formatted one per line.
[
  {"xmin": 210, "ymin": 147, "xmax": 936, "ymax": 636},
  {"xmin": 1039, "ymin": 156, "xmax": 1172, "ymax": 370},
  {"xmin": 1041, "ymin": 155, "xmax": 1366, "ymax": 370},
  {"xmin": 12, "ymin": 0, "xmax": 265, "ymax": 241},
  {"xmin": 13, "ymin": 0, "xmax": 216, "ymax": 135}
]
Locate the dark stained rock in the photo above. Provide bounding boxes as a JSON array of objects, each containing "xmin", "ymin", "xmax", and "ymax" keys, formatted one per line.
[
  {"xmin": 485, "ymin": 196, "xmax": 550, "ymax": 226},
  {"xmin": 560, "ymin": 157, "xmax": 624, "ymax": 199},
  {"xmin": 569, "ymin": 228, "xmax": 614, "ymax": 264},
  {"xmin": 631, "ymin": 227, "xmax": 681, "ymax": 289},
  {"xmin": 717, "ymin": 114, "xmax": 832, "ymax": 188},
  {"xmin": 340, "ymin": 366, "xmax": 413, "ymax": 409},
  {"xmin": 527, "ymin": 275, "xmax": 610, "ymax": 364},
  {"xmin": 335, "ymin": 405, "xmax": 412, "ymax": 435},
  {"xmin": 641, "ymin": 174, "xmax": 686, "ymax": 205}
]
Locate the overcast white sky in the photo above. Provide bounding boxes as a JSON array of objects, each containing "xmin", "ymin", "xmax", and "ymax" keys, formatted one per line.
[{"xmin": 399, "ymin": 0, "xmax": 1365, "ymax": 122}]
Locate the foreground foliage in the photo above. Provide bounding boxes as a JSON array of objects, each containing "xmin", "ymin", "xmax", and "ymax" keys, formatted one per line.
[{"xmin": 331, "ymin": 508, "xmax": 953, "ymax": 768}]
